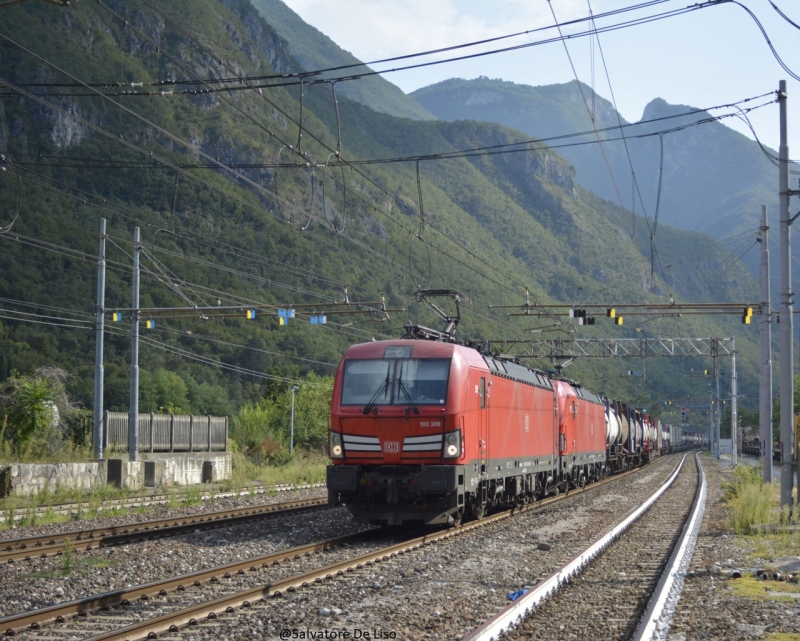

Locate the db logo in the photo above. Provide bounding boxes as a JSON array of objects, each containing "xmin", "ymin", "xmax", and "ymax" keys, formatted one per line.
[{"xmin": 384, "ymin": 441, "xmax": 399, "ymax": 452}]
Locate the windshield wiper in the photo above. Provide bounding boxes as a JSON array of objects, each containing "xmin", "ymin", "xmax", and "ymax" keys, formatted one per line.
[
  {"xmin": 396, "ymin": 364, "xmax": 420, "ymax": 414},
  {"xmin": 363, "ymin": 363, "xmax": 391, "ymax": 414}
]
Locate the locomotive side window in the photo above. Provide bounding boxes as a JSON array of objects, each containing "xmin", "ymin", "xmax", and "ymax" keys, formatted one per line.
[
  {"xmin": 479, "ymin": 377, "xmax": 486, "ymax": 408},
  {"xmin": 341, "ymin": 358, "xmax": 451, "ymax": 406}
]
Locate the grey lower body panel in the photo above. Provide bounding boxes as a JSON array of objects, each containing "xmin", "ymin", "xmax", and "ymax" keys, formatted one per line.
[{"xmin": 327, "ymin": 464, "xmax": 465, "ymax": 525}]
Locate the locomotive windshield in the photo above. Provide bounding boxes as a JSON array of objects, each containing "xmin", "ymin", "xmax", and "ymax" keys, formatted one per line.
[{"xmin": 341, "ymin": 358, "xmax": 450, "ymax": 406}]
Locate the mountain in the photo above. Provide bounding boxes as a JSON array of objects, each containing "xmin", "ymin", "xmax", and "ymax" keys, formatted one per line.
[
  {"xmin": 0, "ymin": 0, "xmax": 761, "ymax": 418},
  {"xmin": 412, "ymin": 77, "xmax": 779, "ymax": 244},
  {"xmin": 248, "ymin": 0, "xmax": 436, "ymax": 122}
]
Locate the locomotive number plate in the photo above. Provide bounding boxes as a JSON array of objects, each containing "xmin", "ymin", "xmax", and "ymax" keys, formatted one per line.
[{"xmin": 384, "ymin": 441, "xmax": 400, "ymax": 452}]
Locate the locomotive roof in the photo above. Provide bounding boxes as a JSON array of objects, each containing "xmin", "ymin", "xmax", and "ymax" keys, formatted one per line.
[
  {"xmin": 342, "ymin": 339, "xmax": 485, "ymax": 365},
  {"xmin": 483, "ymin": 355, "xmax": 553, "ymax": 390}
]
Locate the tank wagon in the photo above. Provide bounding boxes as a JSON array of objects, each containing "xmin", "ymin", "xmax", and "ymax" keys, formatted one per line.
[{"xmin": 327, "ymin": 337, "xmax": 682, "ymax": 526}]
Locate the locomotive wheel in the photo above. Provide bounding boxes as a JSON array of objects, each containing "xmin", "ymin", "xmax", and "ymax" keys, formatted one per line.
[
  {"xmin": 471, "ymin": 501, "xmax": 486, "ymax": 520},
  {"xmin": 452, "ymin": 508, "xmax": 464, "ymax": 527}
]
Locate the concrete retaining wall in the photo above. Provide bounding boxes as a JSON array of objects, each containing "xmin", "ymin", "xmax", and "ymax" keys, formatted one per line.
[
  {"xmin": 0, "ymin": 452, "xmax": 232, "ymax": 497},
  {"xmin": 145, "ymin": 453, "xmax": 232, "ymax": 485},
  {"xmin": 0, "ymin": 461, "xmax": 108, "ymax": 498}
]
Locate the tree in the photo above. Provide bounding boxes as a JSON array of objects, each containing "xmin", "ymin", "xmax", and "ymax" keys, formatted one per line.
[
  {"xmin": 230, "ymin": 372, "xmax": 333, "ymax": 464},
  {"xmin": 0, "ymin": 367, "xmax": 83, "ymax": 457}
]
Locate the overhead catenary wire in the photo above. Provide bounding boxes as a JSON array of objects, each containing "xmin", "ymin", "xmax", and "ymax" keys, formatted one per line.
[
  {"xmin": 0, "ymin": 37, "xmax": 429, "ymax": 289},
  {"xmin": 0, "ymin": 161, "xmax": 358, "ymax": 292},
  {"xmin": 4, "ymin": 0, "xmax": 692, "ymax": 94},
  {"xmin": 0, "ymin": 2, "xmax": 780, "ymax": 344},
  {"xmin": 3, "ymin": 94, "xmax": 780, "ymax": 171},
  {"xmin": 547, "ymin": 0, "xmax": 629, "ymax": 220},
  {"xmin": 0, "ymin": 172, "xmax": 401, "ymax": 344},
  {"xmin": 0, "ymin": 41, "xmax": 523, "ymax": 303},
  {"xmin": 0, "ymin": 219, "xmax": 398, "ymax": 346},
  {"xmin": 108, "ymin": 1, "xmax": 533, "ymax": 297},
  {"xmin": 14, "ymin": 0, "xmax": 759, "ymax": 97}
]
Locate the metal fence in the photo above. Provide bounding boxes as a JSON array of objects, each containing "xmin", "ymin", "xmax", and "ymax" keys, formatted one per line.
[{"xmin": 104, "ymin": 412, "xmax": 227, "ymax": 453}]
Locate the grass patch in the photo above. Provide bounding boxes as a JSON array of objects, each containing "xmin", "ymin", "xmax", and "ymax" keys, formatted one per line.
[
  {"xmin": 725, "ymin": 464, "xmax": 773, "ymax": 534},
  {"xmin": 764, "ymin": 634, "xmax": 800, "ymax": 641},
  {"xmin": 229, "ymin": 450, "xmax": 327, "ymax": 489},
  {"xmin": 729, "ymin": 576, "xmax": 800, "ymax": 602},
  {"xmin": 18, "ymin": 570, "xmax": 62, "ymax": 580},
  {"xmin": 61, "ymin": 539, "xmax": 74, "ymax": 576},
  {"xmin": 0, "ymin": 483, "xmax": 133, "ymax": 517},
  {"xmin": 78, "ymin": 556, "xmax": 116, "ymax": 569},
  {"xmin": 182, "ymin": 485, "xmax": 204, "ymax": 507}
]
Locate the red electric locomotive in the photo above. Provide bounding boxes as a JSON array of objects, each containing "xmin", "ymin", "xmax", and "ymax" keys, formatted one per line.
[{"xmin": 326, "ymin": 337, "xmax": 607, "ymax": 526}]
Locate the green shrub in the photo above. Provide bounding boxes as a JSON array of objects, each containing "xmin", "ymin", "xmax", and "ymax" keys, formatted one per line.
[{"xmin": 726, "ymin": 464, "xmax": 773, "ymax": 534}]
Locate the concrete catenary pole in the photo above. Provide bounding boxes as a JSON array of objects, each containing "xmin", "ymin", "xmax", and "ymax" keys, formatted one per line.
[
  {"xmin": 760, "ymin": 204, "xmax": 774, "ymax": 482},
  {"xmin": 93, "ymin": 218, "xmax": 106, "ymax": 460},
  {"xmin": 715, "ymin": 364, "xmax": 721, "ymax": 458},
  {"xmin": 129, "ymin": 227, "xmax": 141, "ymax": 462},
  {"xmin": 710, "ymin": 396, "xmax": 717, "ymax": 458},
  {"xmin": 732, "ymin": 337, "xmax": 738, "ymax": 466},
  {"xmin": 289, "ymin": 385, "xmax": 299, "ymax": 455},
  {"xmin": 778, "ymin": 80, "xmax": 794, "ymax": 507}
]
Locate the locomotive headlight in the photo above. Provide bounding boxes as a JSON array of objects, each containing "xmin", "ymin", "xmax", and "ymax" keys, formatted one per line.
[
  {"xmin": 443, "ymin": 430, "xmax": 461, "ymax": 458},
  {"xmin": 330, "ymin": 431, "xmax": 344, "ymax": 458}
]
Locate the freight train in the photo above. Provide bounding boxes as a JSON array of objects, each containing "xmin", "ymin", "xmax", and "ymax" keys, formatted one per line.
[{"xmin": 326, "ymin": 337, "xmax": 702, "ymax": 526}]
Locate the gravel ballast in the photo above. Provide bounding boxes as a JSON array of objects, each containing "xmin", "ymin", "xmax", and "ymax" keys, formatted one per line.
[{"xmin": 5, "ymin": 454, "xmax": 799, "ymax": 641}]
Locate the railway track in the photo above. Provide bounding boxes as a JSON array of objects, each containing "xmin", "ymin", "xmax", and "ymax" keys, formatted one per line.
[
  {"xmin": 0, "ymin": 456, "xmax": 674, "ymax": 640},
  {"xmin": 0, "ymin": 497, "xmax": 328, "ymax": 564},
  {"xmin": 465, "ymin": 452, "xmax": 704, "ymax": 641},
  {"xmin": 0, "ymin": 483, "xmax": 326, "ymax": 525}
]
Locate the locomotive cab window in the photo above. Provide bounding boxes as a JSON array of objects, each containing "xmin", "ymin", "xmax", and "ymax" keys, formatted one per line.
[{"xmin": 341, "ymin": 358, "xmax": 451, "ymax": 406}]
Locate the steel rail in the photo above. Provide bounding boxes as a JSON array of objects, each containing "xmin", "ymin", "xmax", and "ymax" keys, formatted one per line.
[
  {"xmin": 461, "ymin": 453, "xmax": 692, "ymax": 641},
  {"xmin": 0, "ymin": 497, "xmax": 328, "ymax": 563},
  {"xmin": 43, "ymin": 457, "xmax": 673, "ymax": 641},
  {"xmin": 0, "ymin": 482, "xmax": 326, "ymax": 523},
  {"xmin": 0, "ymin": 528, "xmax": 383, "ymax": 636},
  {"xmin": 632, "ymin": 452, "xmax": 707, "ymax": 641},
  {"xmin": 84, "ymin": 506, "xmax": 540, "ymax": 641},
  {"xmin": 0, "ymin": 456, "xmax": 675, "ymax": 639}
]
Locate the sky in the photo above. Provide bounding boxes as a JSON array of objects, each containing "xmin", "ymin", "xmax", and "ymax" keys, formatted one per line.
[{"xmin": 281, "ymin": 0, "xmax": 800, "ymax": 156}]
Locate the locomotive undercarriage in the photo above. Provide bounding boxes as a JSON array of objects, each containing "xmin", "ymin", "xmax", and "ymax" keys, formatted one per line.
[
  {"xmin": 329, "ymin": 455, "xmax": 608, "ymax": 526},
  {"xmin": 327, "ymin": 464, "xmax": 465, "ymax": 526}
]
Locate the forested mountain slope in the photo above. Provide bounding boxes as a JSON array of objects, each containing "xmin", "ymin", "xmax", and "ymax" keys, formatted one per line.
[
  {"xmin": 249, "ymin": 0, "xmax": 435, "ymax": 121},
  {"xmin": 412, "ymin": 77, "xmax": 779, "ymax": 246},
  {"xmin": 0, "ymin": 0, "xmax": 761, "ymax": 418}
]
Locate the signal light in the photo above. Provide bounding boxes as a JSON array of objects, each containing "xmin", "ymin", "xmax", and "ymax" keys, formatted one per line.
[
  {"xmin": 614, "ymin": 316, "xmax": 623, "ymax": 326},
  {"xmin": 145, "ymin": 319, "xmax": 156, "ymax": 329},
  {"xmin": 607, "ymin": 308, "xmax": 616, "ymax": 318},
  {"xmin": 111, "ymin": 312, "xmax": 122, "ymax": 322},
  {"xmin": 246, "ymin": 309, "xmax": 257, "ymax": 319},
  {"xmin": 703, "ymin": 369, "xmax": 709, "ymax": 376},
  {"xmin": 742, "ymin": 306, "xmax": 754, "ymax": 324}
]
